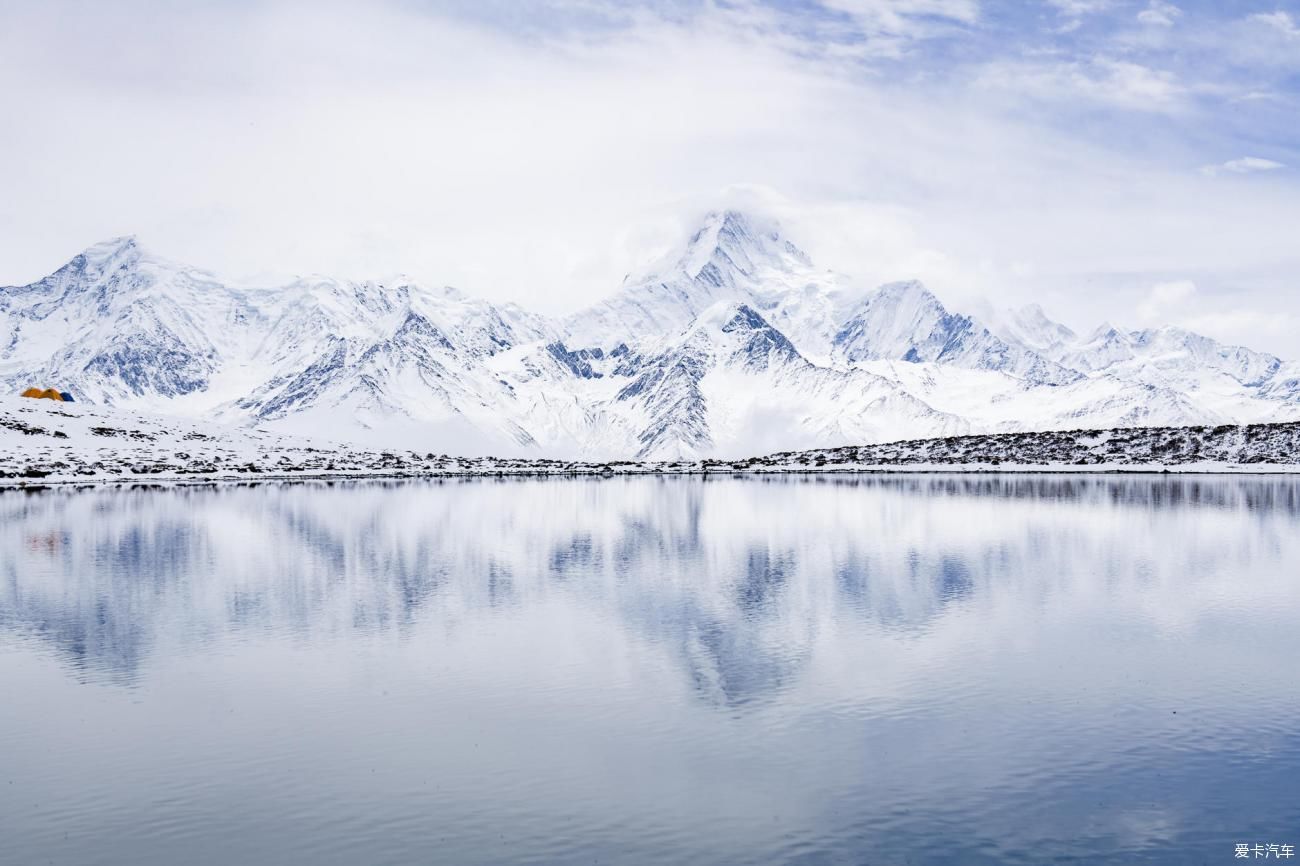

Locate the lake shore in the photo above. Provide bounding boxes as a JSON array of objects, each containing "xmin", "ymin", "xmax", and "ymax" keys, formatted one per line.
[
  {"xmin": 6, "ymin": 461, "xmax": 1300, "ymax": 491},
  {"xmin": 4, "ymin": 397, "xmax": 1298, "ymax": 487}
]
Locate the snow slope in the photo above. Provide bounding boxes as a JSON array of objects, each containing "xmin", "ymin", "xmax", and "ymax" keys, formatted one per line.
[{"xmin": 3, "ymin": 396, "xmax": 1296, "ymax": 486}]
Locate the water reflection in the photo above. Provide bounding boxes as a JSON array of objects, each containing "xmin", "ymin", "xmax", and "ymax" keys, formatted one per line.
[
  {"xmin": 2, "ymin": 475, "xmax": 1299, "ymax": 692},
  {"xmin": 1, "ymin": 475, "xmax": 1299, "ymax": 865}
]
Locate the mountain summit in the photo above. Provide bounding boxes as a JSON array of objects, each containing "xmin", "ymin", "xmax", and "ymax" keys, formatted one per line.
[
  {"xmin": 832, "ymin": 281, "xmax": 1081, "ymax": 385},
  {"xmin": 565, "ymin": 210, "xmax": 820, "ymax": 347},
  {"xmin": 672, "ymin": 209, "xmax": 812, "ymax": 284}
]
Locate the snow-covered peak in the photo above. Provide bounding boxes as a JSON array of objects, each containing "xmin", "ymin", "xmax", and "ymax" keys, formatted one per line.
[
  {"xmin": 1063, "ymin": 322, "xmax": 1277, "ymax": 382},
  {"xmin": 1053, "ymin": 323, "xmax": 1133, "ymax": 374},
  {"xmin": 40, "ymin": 235, "xmax": 151, "ymax": 286},
  {"xmin": 563, "ymin": 210, "xmax": 810, "ymax": 348},
  {"xmin": 3, "ymin": 235, "xmax": 234, "ymax": 312},
  {"xmin": 5, "ymin": 230, "xmax": 1300, "ymax": 460},
  {"xmin": 633, "ymin": 209, "xmax": 813, "ymax": 287},
  {"xmin": 1128, "ymin": 325, "xmax": 1281, "ymax": 387},
  {"xmin": 872, "ymin": 279, "xmax": 942, "ymax": 308},
  {"xmin": 833, "ymin": 281, "xmax": 1081, "ymax": 385},
  {"xmin": 682, "ymin": 209, "xmax": 810, "ymax": 278},
  {"xmin": 44, "ymin": 235, "xmax": 229, "ymax": 295},
  {"xmin": 78, "ymin": 234, "xmax": 142, "ymax": 266},
  {"xmin": 992, "ymin": 303, "xmax": 1078, "ymax": 355},
  {"xmin": 835, "ymin": 280, "xmax": 946, "ymax": 358},
  {"xmin": 1019, "ymin": 302, "xmax": 1075, "ymax": 337},
  {"xmin": 1087, "ymin": 322, "xmax": 1127, "ymax": 342}
]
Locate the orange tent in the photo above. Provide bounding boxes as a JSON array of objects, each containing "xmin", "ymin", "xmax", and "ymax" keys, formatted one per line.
[{"xmin": 20, "ymin": 387, "xmax": 65, "ymax": 401}]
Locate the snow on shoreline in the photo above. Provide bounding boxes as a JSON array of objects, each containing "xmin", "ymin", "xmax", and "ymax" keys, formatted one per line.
[{"xmin": 2, "ymin": 396, "xmax": 1297, "ymax": 488}]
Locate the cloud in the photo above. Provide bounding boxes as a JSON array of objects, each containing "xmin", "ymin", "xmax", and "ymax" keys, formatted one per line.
[
  {"xmin": 818, "ymin": 0, "xmax": 979, "ymax": 28},
  {"xmin": 1129, "ymin": 280, "xmax": 1300, "ymax": 353},
  {"xmin": 975, "ymin": 57, "xmax": 1183, "ymax": 111},
  {"xmin": 1178, "ymin": 309, "xmax": 1300, "ymax": 350},
  {"xmin": 1136, "ymin": 279, "xmax": 1197, "ymax": 322},
  {"xmin": 0, "ymin": 0, "xmax": 1299, "ymax": 357},
  {"xmin": 810, "ymin": 0, "xmax": 980, "ymax": 58},
  {"xmin": 1227, "ymin": 10, "xmax": 1300, "ymax": 72},
  {"xmin": 1042, "ymin": 0, "xmax": 1113, "ymax": 34},
  {"xmin": 1136, "ymin": 1, "xmax": 1180, "ymax": 27},
  {"xmin": 1249, "ymin": 11, "xmax": 1300, "ymax": 40},
  {"xmin": 1199, "ymin": 157, "xmax": 1287, "ymax": 177},
  {"xmin": 1044, "ymin": 0, "xmax": 1112, "ymax": 17}
]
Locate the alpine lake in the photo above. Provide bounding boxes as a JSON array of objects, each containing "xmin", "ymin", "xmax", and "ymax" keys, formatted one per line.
[{"xmin": 2, "ymin": 474, "xmax": 1298, "ymax": 865}]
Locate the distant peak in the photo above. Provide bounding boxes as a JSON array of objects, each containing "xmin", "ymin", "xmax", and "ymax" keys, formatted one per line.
[
  {"xmin": 634, "ymin": 208, "xmax": 813, "ymax": 286},
  {"xmin": 873, "ymin": 280, "xmax": 942, "ymax": 306},
  {"xmin": 678, "ymin": 209, "xmax": 766, "ymax": 276},
  {"xmin": 83, "ymin": 234, "xmax": 140, "ymax": 257},
  {"xmin": 993, "ymin": 302, "xmax": 1077, "ymax": 349},
  {"xmin": 878, "ymin": 279, "xmax": 928, "ymax": 294},
  {"xmin": 708, "ymin": 208, "xmax": 759, "ymax": 239},
  {"xmin": 689, "ymin": 208, "xmax": 754, "ymax": 235},
  {"xmin": 695, "ymin": 208, "xmax": 742, "ymax": 234},
  {"xmin": 1087, "ymin": 322, "xmax": 1127, "ymax": 342},
  {"xmin": 72, "ymin": 234, "xmax": 145, "ymax": 274}
]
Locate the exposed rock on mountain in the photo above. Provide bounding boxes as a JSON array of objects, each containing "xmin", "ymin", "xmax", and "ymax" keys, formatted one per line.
[{"xmin": 3, "ymin": 212, "xmax": 1297, "ymax": 459}]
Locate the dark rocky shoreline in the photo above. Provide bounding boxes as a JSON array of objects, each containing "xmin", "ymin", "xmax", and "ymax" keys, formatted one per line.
[{"xmin": 4, "ymin": 414, "xmax": 1298, "ymax": 488}]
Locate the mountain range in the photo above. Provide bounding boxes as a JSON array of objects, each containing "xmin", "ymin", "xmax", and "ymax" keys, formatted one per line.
[{"xmin": 3, "ymin": 210, "xmax": 1297, "ymax": 459}]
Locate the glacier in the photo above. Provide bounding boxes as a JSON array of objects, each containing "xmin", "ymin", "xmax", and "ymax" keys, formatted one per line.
[{"xmin": 3, "ymin": 210, "xmax": 1298, "ymax": 459}]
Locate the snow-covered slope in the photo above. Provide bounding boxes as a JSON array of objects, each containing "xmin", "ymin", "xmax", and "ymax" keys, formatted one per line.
[
  {"xmin": 984, "ymin": 303, "xmax": 1078, "ymax": 357},
  {"xmin": 563, "ymin": 210, "xmax": 817, "ymax": 347},
  {"xmin": 856, "ymin": 359, "xmax": 1223, "ymax": 433},
  {"xmin": 832, "ymin": 281, "xmax": 1080, "ymax": 385},
  {"xmin": 1058, "ymin": 324, "xmax": 1280, "ymax": 391},
  {"xmin": 609, "ymin": 302, "xmax": 965, "ymax": 459},
  {"xmin": 0, "ymin": 237, "xmax": 265, "ymax": 403},
  {"xmin": 4, "ymin": 395, "xmax": 1297, "ymax": 485},
  {"xmin": 3, "ymin": 211, "xmax": 1298, "ymax": 459},
  {"xmin": 227, "ymin": 277, "xmax": 553, "ymax": 455}
]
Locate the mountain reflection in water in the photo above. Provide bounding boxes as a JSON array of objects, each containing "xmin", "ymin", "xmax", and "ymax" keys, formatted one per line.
[{"xmin": 2, "ymin": 475, "xmax": 1298, "ymax": 865}]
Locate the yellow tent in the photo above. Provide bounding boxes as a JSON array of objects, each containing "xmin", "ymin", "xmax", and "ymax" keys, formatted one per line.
[{"xmin": 20, "ymin": 387, "xmax": 65, "ymax": 401}]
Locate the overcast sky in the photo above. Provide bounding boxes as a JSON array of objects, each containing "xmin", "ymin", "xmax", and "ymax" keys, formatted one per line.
[{"xmin": 2, "ymin": 0, "xmax": 1298, "ymax": 355}]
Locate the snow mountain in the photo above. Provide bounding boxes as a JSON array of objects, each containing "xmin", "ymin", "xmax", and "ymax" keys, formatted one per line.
[
  {"xmin": 831, "ymin": 280, "xmax": 1081, "ymax": 385},
  {"xmin": 3, "ymin": 211, "xmax": 1298, "ymax": 458},
  {"xmin": 605, "ymin": 301, "xmax": 965, "ymax": 459},
  {"xmin": 564, "ymin": 210, "xmax": 823, "ymax": 349},
  {"xmin": 0, "ymin": 236, "xmax": 262, "ymax": 402}
]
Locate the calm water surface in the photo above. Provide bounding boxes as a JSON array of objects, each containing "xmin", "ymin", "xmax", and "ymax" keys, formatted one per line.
[{"xmin": 2, "ymin": 475, "xmax": 1298, "ymax": 865}]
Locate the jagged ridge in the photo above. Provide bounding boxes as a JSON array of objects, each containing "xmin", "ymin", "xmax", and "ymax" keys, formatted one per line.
[{"xmin": 3, "ymin": 212, "xmax": 1298, "ymax": 460}]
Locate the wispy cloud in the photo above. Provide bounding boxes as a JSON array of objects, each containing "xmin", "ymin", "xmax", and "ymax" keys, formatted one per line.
[
  {"xmin": 807, "ymin": 0, "xmax": 980, "ymax": 58},
  {"xmin": 1179, "ymin": 308, "xmax": 1300, "ymax": 350},
  {"xmin": 1, "ymin": 0, "xmax": 1299, "ymax": 355},
  {"xmin": 1249, "ymin": 10, "xmax": 1300, "ymax": 40},
  {"xmin": 1134, "ymin": 278, "xmax": 1300, "ymax": 349},
  {"xmin": 1199, "ymin": 157, "xmax": 1287, "ymax": 177},
  {"xmin": 975, "ymin": 56, "xmax": 1182, "ymax": 111},
  {"xmin": 1136, "ymin": 1, "xmax": 1180, "ymax": 28},
  {"xmin": 1044, "ymin": 0, "xmax": 1112, "ymax": 17},
  {"xmin": 1136, "ymin": 279, "xmax": 1196, "ymax": 322},
  {"xmin": 818, "ymin": 0, "xmax": 980, "ymax": 27}
]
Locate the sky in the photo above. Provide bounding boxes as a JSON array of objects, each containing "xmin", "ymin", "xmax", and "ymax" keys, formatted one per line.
[{"xmin": 1, "ymin": 0, "xmax": 1298, "ymax": 355}]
